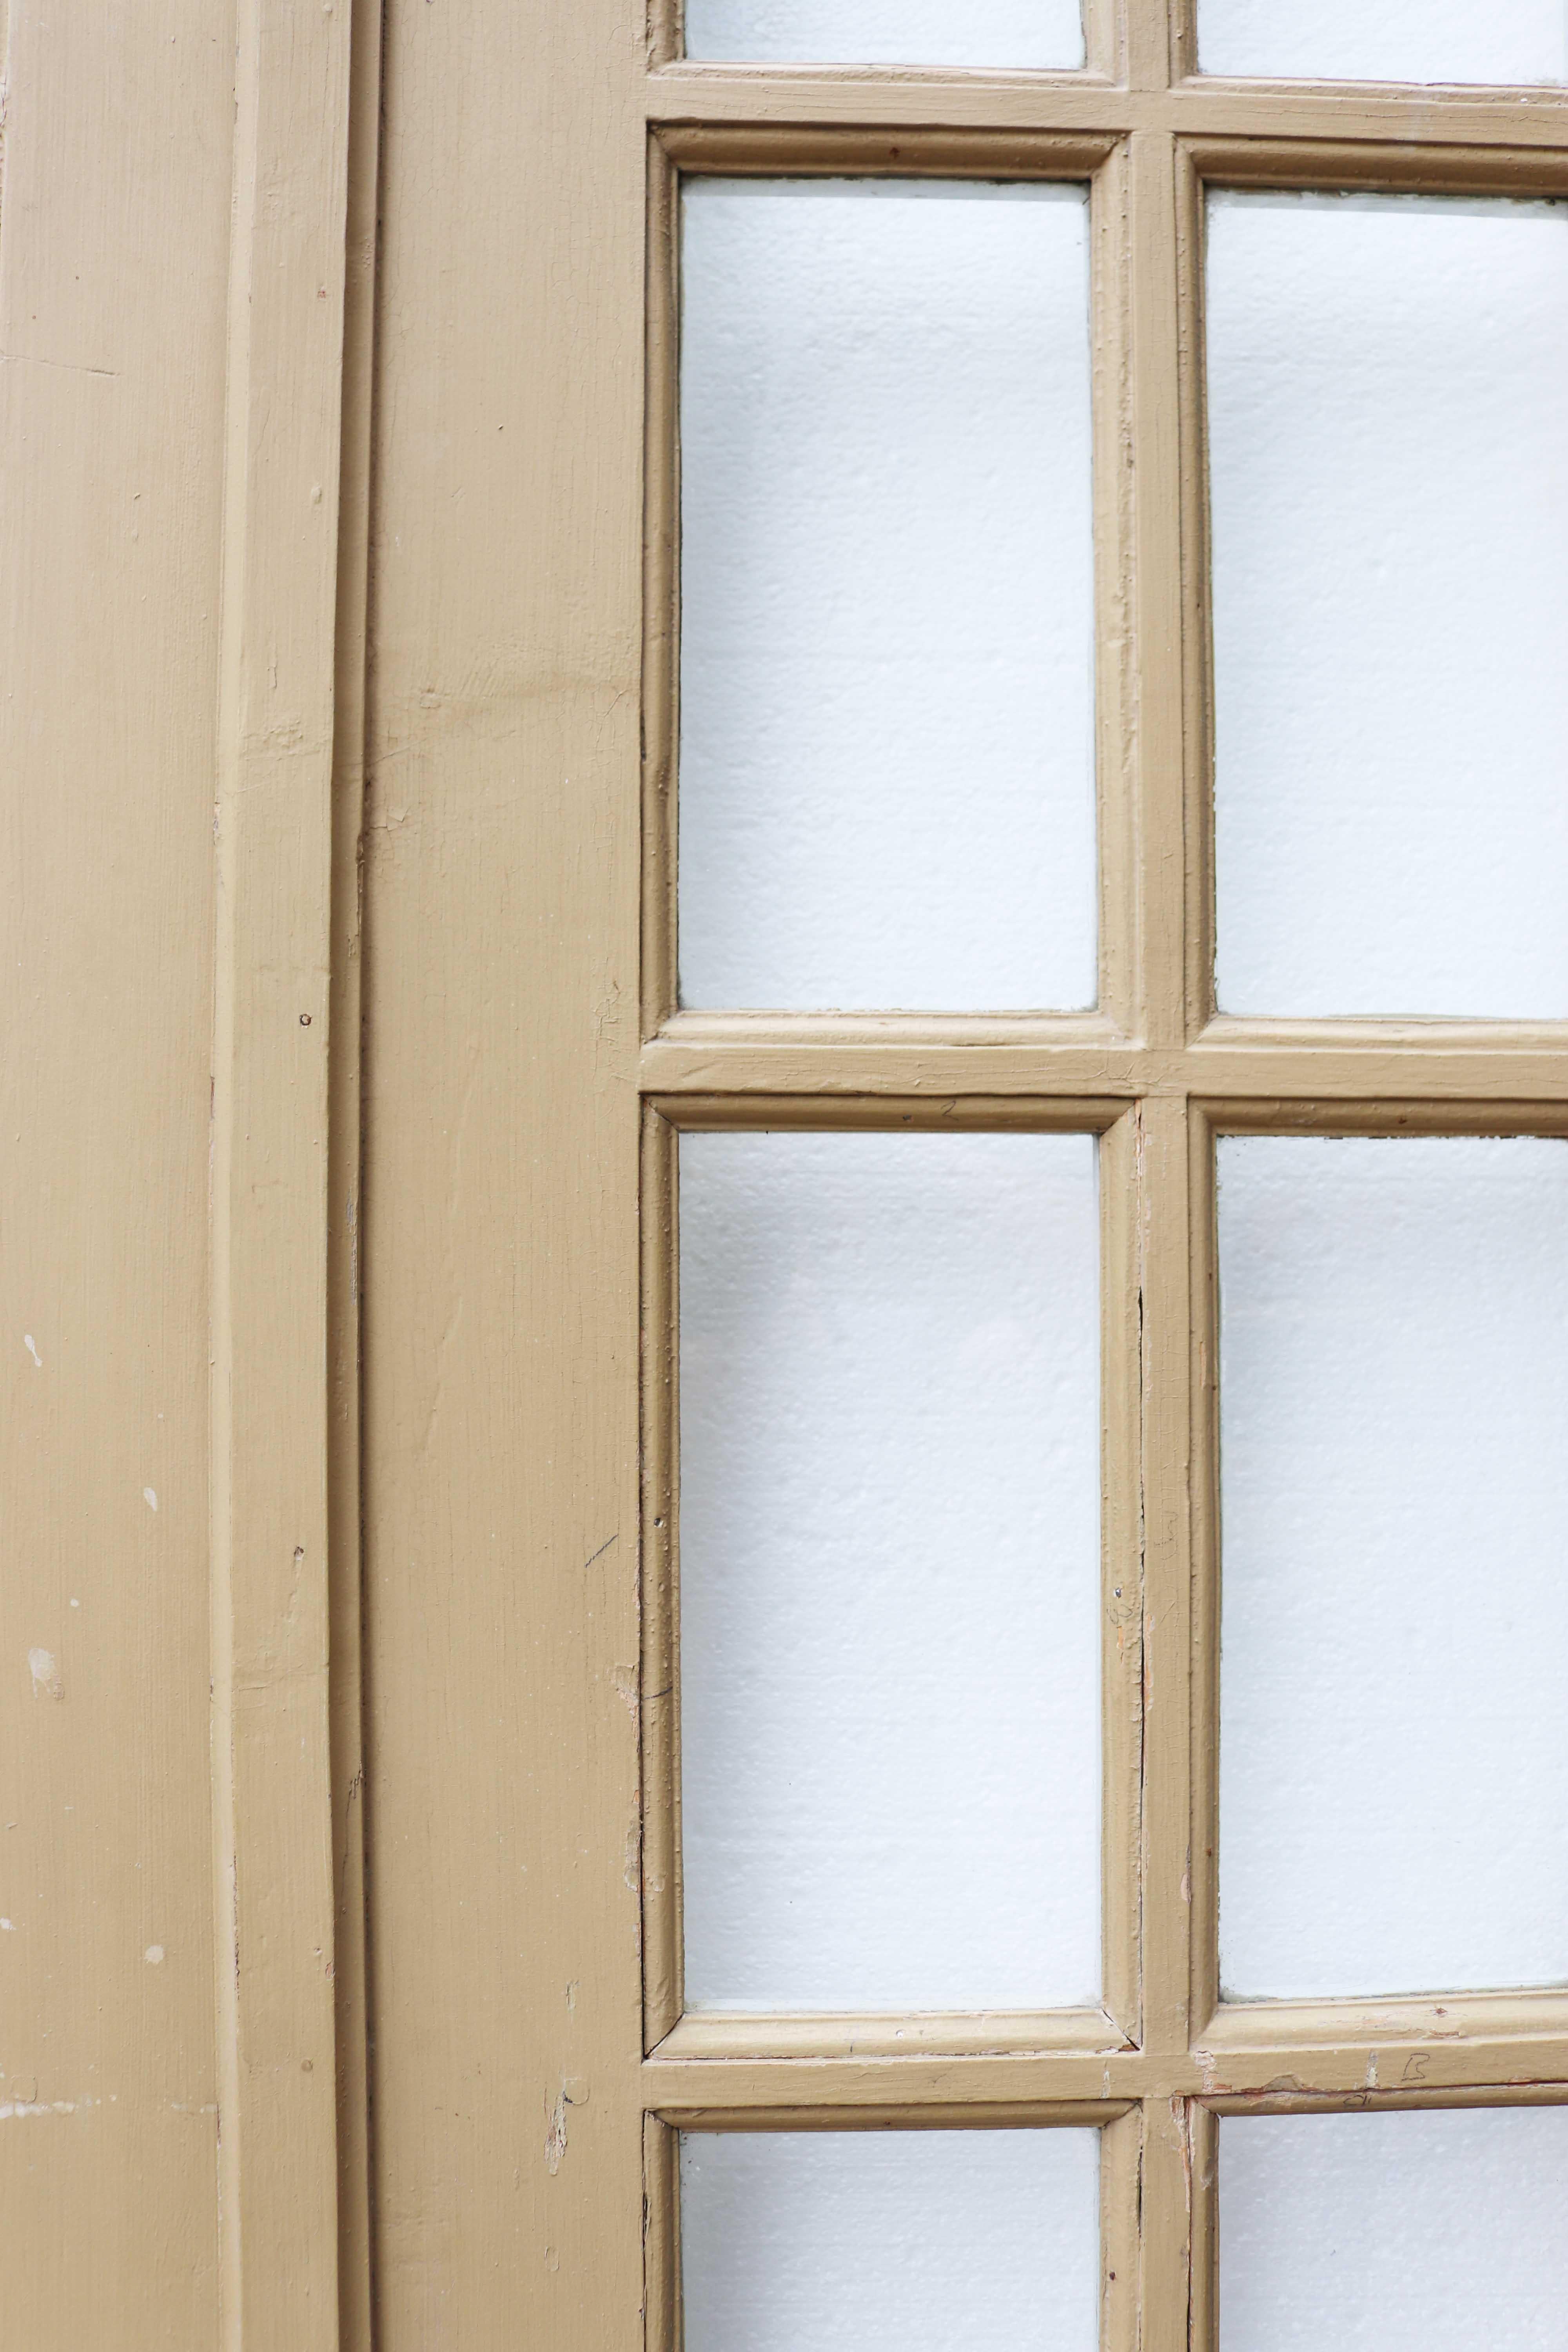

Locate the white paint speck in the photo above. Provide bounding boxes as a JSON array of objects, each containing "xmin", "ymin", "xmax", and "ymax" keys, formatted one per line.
[
  {"xmin": 143, "ymin": 1945, "xmax": 164, "ymax": 1966},
  {"xmin": 22, "ymin": 1334, "xmax": 41, "ymax": 1368},
  {"xmin": 69, "ymin": 1598, "xmax": 79, "ymax": 1609},
  {"xmin": 143, "ymin": 1488, "xmax": 157, "ymax": 1512},
  {"xmin": 27, "ymin": 1648, "xmax": 62, "ymax": 1700},
  {"xmin": 0, "ymin": 1920, "xmax": 14, "ymax": 1932}
]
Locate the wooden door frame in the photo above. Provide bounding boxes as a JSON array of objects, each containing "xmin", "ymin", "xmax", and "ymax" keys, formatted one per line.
[{"xmin": 216, "ymin": 0, "xmax": 1568, "ymax": 2341}]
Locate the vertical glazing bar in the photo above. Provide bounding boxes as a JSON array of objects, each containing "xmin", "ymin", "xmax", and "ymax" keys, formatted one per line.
[
  {"xmin": 1142, "ymin": 2097, "xmax": 1201, "ymax": 2352},
  {"xmin": 1125, "ymin": 0, "xmax": 1175, "ymax": 94},
  {"xmin": 643, "ymin": 139, "xmax": 681, "ymax": 1038},
  {"xmin": 1124, "ymin": 128, "xmax": 1189, "ymax": 1045},
  {"xmin": 1084, "ymin": 0, "xmax": 1127, "ymax": 83},
  {"xmin": 1102, "ymin": 2109, "xmax": 1145, "ymax": 2352},
  {"xmin": 1138, "ymin": 1093, "xmax": 1198, "ymax": 2056},
  {"xmin": 1174, "ymin": 143, "xmax": 1214, "ymax": 1032},
  {"xmin": 1185, "ymin": 1109, "xmax": 1220, "ymax": 2035},
  {"xmin": 1102, "ymin": 1111, "xmax": 1146, "ymax": 2042},
  {"xmin": 1093, "ymin": 143, "xmax": 1140, "ymax": 1038},
  {"xmin": 642, "ymin": 1108, "xmax": 684, "ymax": 2048},
  {"xmin": 1187, "ymin": 2101, "xmax": 1218, "ymax": 2352},
  {"xmin": 644, "ymin": 2115, "xmax": 682, "ymax": 2352},
  {"xmin": 1168, "ymin": 0, "xmax": 1200, "ymax": 82}
]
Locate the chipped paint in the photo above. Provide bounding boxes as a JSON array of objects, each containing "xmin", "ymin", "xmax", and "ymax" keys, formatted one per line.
[
  {"xmin": 545, "ymin": 2087, "xmax": 568, "ymax": 2176},
  {"xmin": 27, "ymin": 1646, "xmax": 62, "ymax": 1700}
]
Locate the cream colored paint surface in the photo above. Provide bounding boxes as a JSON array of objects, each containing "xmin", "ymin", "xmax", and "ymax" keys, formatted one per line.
[
  {"xmin": 11, "ymin": 1, "xmax": 1568, "ymax": 2343},
  {"xmin": 0, "ymin": 1, "xmax": 232, "ymax": 2338}
]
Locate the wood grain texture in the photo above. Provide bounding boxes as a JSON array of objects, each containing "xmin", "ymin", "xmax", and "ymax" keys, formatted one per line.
[
  {"xmin": 211, "ymin": 0, "xmax": 357, "ymax": 2341},
  {"xmin": 363, "ymin": 0, "xmax": 648, "ymax": 2341},
  {"xmin": 0, "ymin": 2, "xmax": 232, "ymax": 2337}
]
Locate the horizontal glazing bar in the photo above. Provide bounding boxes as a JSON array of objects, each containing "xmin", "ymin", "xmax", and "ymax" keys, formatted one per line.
[
  {"xmin": 1200, "ymin": 1989, "xmax": 1568, "ymax": 2053},
  {"xmin": 646, "ymin": 73, "xmax": 1568, "ymax": 156},
  {"xmin": 640, "ymin": 2036, "xmax": 1568, "ymax": 2113},
  {"xmin": 641, "ymin": 1032, "xmax": 1568, "ymax": 1104}
]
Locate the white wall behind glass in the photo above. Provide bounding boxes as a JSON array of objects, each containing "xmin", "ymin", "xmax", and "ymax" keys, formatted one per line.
[
  {"xmin": 685, "ymin": 0, "xmax": 1085, "ymax": 68},
  {"xmin": 679, "ymin": 181, "xmax": 1096, "ymax": 1012},
  {"xmin": 679, "ymin": 1129, "xmax": 1102, "ymax": 2013},
  {"xmin": 1209, "ymin": 192, "xmax": 1568, "ymax": 1018},
  {"xmin": 1218, "ymin": 1135, "xmax": 1568, "ymax": 2000},
  {"xmin": 1222, "ymin": 2107, "xmax": 1568, "ymax": 2352},
  {"xmin": 1200, "ymin": 0, "xmax": 1567, "ymax": 85},
  {"xmin": 681, "ymin": 2129, "xmax": 1100, "ymax": 2352}
]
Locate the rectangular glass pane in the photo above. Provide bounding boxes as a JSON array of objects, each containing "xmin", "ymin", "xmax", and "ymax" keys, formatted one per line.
[
  {"xmin": 679, "ymin": 1130, "xmax": 1101, "ymax": 2011},
  {"xmin": 1201, "ymin": 0, "xmax": 1566, "ymax": 85},
  {"xmin": 1222, "ymin": 2108, "xmax": 1568, "ymax": 2352},
  {"xmin": 685, "ymin": 0, "xmax": 1085, "ymax": 69},
  {"xmin": 1218, "ymin": 1135, "xmax": 1568, "ymax": 2000},
  {"xmin": 681, "ymin": 2129, "xmax": 1100, "ymax": 2352},
  {"xmin": 679, "ymin": 181, "xmax": 1095, "ymax": 1013},
  {"xmin": 1209, "ymin": 192, "xmax": 1568, "ymax": 1018}
]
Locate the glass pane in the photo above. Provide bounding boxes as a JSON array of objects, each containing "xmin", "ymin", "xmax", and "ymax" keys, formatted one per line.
[
  {"xmin": 1218, "ymin": 1135, "xmax": 1568, "ymax": 2000},
  {"xmin": 681, "ymin": 2129, "xmax": 1100, "ymax": 2352},
  {"xmin": 685, "ymin": 0, "xmax": 1085, "ymax": 69},
  {"xmin": 1222, "ymin": 2108, "xmax": 1568, "ymax": 2352},
  {"xmin": 679, "ymin": 1130, "xmax": 1101, "ymax": 2011},
  {"xmin": 679, "ymin": 181, "xmax": 1096, "ymax": 1013},
  {"xmin": 1209, "ymin": 192, "xmax": 1568, "ymax": 1018},
  {"xmin": 1200, "ymin": 0, "xmax": 1566, "ymax": 85}
]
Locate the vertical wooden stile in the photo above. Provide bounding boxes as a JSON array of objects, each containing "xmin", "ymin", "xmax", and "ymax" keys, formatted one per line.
[
  {"xmin": 328, "ymin": 0, "xmax": 384, "ymax": 2343},
  {"xmin": 211, "ymin": 1, "xmax": 358, "ymax": 2343}
]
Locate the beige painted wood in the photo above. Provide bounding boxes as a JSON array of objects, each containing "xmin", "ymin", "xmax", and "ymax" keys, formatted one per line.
[
  {"xmin": 362, "ymin": 0, "xmax": 648, "ymax": 2344},
  {"xmin": 363, "ymin": 4, "xmax": 1568, "ymax": 2351},
  {"xmin": 2, "ymin": 0, "xmax": 367, "ymax": 2338},
  {"xmin": 13, "ymin": 0, "xmax": 1568, "ymax": 2345},
  {"xmin": 641, "ymin": 1024, "xmax": 1568, "ymax": 1102},
  {"xmin": 645, "ymin": 73, "xmax": 1568, "ymax": 151},
  {"xmin": 211, "ymin": 1, "xmax": 362, "ymax": 2341},
  {"xmin": 0, "ymin": 2, "xmax": 232, "ymax": 2337},
  {"xmin": 639, "ymin": 2031, "xmax": 1568, "ymax": 2111},
  {"xmin": 327, "ymin": 2, "xmax": 383, "ymax": 2341}
]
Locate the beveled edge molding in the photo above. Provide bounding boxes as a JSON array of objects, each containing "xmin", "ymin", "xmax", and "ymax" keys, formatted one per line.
[
  {"xmin": 1198, "ymin": 1987, "xmax": 1568, "ymax": 2055},
  {"xmin": 656, "ymin": 120, "xmax": 1122, "ymax": 174},
  {"xmin": 648, "ymin": 1088, "xmax": 1134, "ymax": 1130},
  {"xmin": 1183, "ymin": 128, "xmax": 1568, "ymax": 191},
  {"xmin": 653, "ymin": 2007, "xmax": 1129, "ymax": 2061}
]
